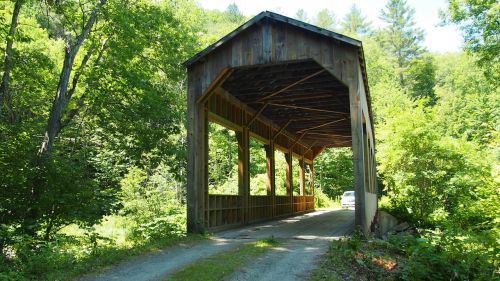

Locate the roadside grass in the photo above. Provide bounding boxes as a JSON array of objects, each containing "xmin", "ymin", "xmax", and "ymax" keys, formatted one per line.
[
  {"xmin": 4, "ymin": 234, "xmax": 207, "ymax": 281},
  {"xmin": 309, "ymin": 235, "xmax": 407, "ymax": 281},
  {"xmin": 1, "ymin": 215, "xmax": 207, "ymax": 281},
  {"xmin": 166, "ymin": 238, "xmax": 279, "ymax": 281}
]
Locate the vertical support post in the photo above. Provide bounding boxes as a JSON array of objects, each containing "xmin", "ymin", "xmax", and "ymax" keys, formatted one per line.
[
  {"xmin": 310, "ymin": 161, "xmax": 315, "ymax": 197},
  {"xmin": 349, "ymin": 62, "xmax": 368, "ymax": 236},
  {"xmin": 237, "ymin": 127, "xmax": 250, "ymax": 225},
  {"xmin": 286, "ymin": 149, "xmax": 293, "ymax": 213},
  {"xmin": 266, "ymin": 141, "xmax": 276, "ymax": 217},
  {"xmin": 299, "ymin": 158, "xmax": 305, "ymax": 196},
  {"xmin": 187, "ymin": 71, "xmax": 208, "ymax": 233}
]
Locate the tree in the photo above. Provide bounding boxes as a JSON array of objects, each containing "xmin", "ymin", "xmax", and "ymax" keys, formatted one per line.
[
  {"xmin": 314, "ymin": 9, "xmax": 336, "ymax": 30},
  {"xmin": 340, "ymin": 4, "xmax": 372, "ymax": 36},
  {"xmin": 225, "ymin": 3, "xmax": 244, "ymax": 23},
  {"xmin": 379, "ymin": 0, "xmax": 425, "ymax": 87},
  {"xmin": 0, "ymin": 0, "xmax": 23, "ymax": 116},
  {"xmin": 406, "ymin": 55, "xmax": 437, "ymax": 104},
  {"xmin": 433, "ymin": 52, "xmax": 499, "ymax": 145},
  {"xmin": 445, "ymin": 0, "xmax": 500, "ymax": 84},
  {"xmin": 39, "ymin": 0, "xmax": 106, "ymax": 157},
  {"xmin": 314, "ymin": 148, "xmax": 353, "ymax": 199},
  {"xmin": 295, "ymin": 9, "xmax": 308, "ymax": 22},
  {"xmin": 0, "ymin": 0, "xmax": 200, "ymax": 241}
]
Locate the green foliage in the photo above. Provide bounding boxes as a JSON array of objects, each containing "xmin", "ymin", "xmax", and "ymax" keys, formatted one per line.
[
  {"xmin": 313, "ymin": 232, "xmax": 497, "ymax": 281},
  {"xmin": 314, "ymin": 148, "xmax": 354, "ymax": 199},
  {"xmin": 208, "ymin": 122, "xmax": 238, "ymax": 194},
  {"xmin": 314, "ymin": 188, "xmax": 340, "ymax": 209},
  {"xmin": 446, "ymin": 0, "xmax": 500, "ymax": 83},
  {"xmin": 433, "ymin": 52, "xmax": 499, "ymax": 145},
  {"xmin": 340, "ymin": 4, "xmax": 372, "ymax": 36},
  {"xmin": 1, "ymin": 1, "xmax": 202, "ymax": 278},
  {"xmin": 313, "ymin": 9, "xmax": 336, "ymax": 30},
  {"xmin": 200, "ymin": 4, "xmax": 248, "ymax": 45},
  {"xmin": 120, "ymin": 165, "xmax": 185, "ymax": 242},
  {"xmin": 367, "ymin": 3, "xmax": 499, "ymax": 279},
  {"xmin": 275, "ymin": 150, "xmax": 288, "ymax": 195},
  {"xmin": 1, "ymin": 0, "xmax": 499, "ymax": 280},
  {"xmin": 250, "ymin": 138, "xmax": 268, "ymax": 195},
  {"xmin": 406, "ymin": 55, "xmax": 437, "ymax": 104}
]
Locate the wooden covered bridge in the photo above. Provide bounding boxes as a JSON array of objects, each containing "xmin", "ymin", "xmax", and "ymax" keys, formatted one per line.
[{"xmin": 185, "ymin": 12, "xmax": 377, "ymax": 236}]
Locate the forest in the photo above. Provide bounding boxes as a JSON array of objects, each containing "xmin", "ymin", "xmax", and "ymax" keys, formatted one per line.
[{"xmin": 0, "ymin": 0, "xmax": 498, "ymax": 280}]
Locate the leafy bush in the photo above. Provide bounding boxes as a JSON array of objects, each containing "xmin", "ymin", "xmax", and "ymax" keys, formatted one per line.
[
  {"xmin": 314, "ymin": 188, "xmax": 340, "ymax": 208},
  {"xmin": 315, "ymin": 231, "xmax": 498, "ymax": 281},
  {"xmin": 120, "ymin": 165, "xmax": 185, "ymax": 243}
]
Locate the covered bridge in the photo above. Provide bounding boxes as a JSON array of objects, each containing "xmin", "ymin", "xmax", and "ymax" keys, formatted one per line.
[{"xmin": 185, "ymin": 11, "xmax": 377, "ymax": 236}]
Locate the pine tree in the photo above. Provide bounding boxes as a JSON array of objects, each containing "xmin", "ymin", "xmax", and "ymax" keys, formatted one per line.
[
  {"xmin": 295, "ymin": 9, "xmax": 308, "ymax": 22},
  {"xmin": 379, "ymin": 0, "xmax": 424, "ymax": 87},
  {"xmin": 226, "ymin": 3, "xmax": 244, "ymax": 23},
  {"xmin": 314, "ymin": 9, "xmax": 336, "ymax": 31},
  {"xmin": 340, "ymin": 4, "xmax": 372, "ymax": 36}
]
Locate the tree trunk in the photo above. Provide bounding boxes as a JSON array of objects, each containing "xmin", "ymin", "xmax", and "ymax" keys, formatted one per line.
[
  {"xmin": 38, "ymin": 0, "xmax": 106, "ymax": 157},
  {"xmin": 0, "ymin": 0, "xmax": 23, "ymax": 116}
]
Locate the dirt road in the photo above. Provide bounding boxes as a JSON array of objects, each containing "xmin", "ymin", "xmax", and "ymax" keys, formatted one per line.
[{"xmin": 80, "ymin": 209, "xmax": 354, "ymax": 281}]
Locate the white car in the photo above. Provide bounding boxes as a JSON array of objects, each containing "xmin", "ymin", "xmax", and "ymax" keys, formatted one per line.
[{"xmin": 341, "ymin": 191, "xmax": 355, "ymax": 209}]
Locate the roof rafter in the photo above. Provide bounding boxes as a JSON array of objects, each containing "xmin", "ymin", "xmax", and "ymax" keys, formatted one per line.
[
  {"xmin": 258, "ymin": 69, "xmax": 326, "ymax": 102},
  {"xmin": 268, "ymin": 103, "xmax": 349, "ymax": 115}
]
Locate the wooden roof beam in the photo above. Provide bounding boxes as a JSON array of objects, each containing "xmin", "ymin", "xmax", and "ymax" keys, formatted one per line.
[
  {"xmin": 303, "ymin": 140, "xmax": 318, "ymax": 156},
  {"xmin": 196, "ymin": 68, "xmax": 234, "ymax": 104},
  {"xmin": 267, "ymin": 103, "xmax": 349, "ymax": 115},
  {"xmin": 258, "ymin": 69, "xmax": 326, "ymax": 101},
  {"xmin": 306, "ymin": 132, "xmax": 352, "ymax": 137},
  {"xmin": 290, "ymin": 133, "xmax": 307, "ymax": 150},
  {"xmin": 296, "ymin": 118, "xmax": 347, "ymax": 134},
  {"xmin": 248, "ymin": 93, "xmax": 335, "ymax": 103},
  {"xmin": 272, "ymin": 119, "xmax": 292, "ymax": 141},
  {"xmin": 245, "ymin": 102, "xmax": 269, "ymax": 127}
]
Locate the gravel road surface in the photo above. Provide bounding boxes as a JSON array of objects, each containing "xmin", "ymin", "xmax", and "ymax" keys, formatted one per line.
[{"xmin": 80, "ymin": 209, "xmax": 354, "ymax": 281}]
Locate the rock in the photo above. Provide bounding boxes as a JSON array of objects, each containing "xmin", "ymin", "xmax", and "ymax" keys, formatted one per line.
[
  {"xmin": 393, "ymin": 222, "xmax": 410, "ymax": 232},
  {"xmin": 377, "ymin": 211, "xmax": 399, "ymax": 237}
]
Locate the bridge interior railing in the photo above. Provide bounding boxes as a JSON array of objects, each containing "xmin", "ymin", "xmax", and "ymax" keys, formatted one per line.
[{"xmin": 206, "ymin": 194, "xmax": 314, "ymax": 229}]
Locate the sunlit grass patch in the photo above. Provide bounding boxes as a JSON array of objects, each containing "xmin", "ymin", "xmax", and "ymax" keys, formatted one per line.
[{"xmin": 166, "ymin": 238, "xmax": 279, "ymax": 281}]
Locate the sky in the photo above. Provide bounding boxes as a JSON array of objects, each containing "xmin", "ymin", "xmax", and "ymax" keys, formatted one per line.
[{"xmin": 196, "ymin": 0, "xmax": 463, "ymax": 53}]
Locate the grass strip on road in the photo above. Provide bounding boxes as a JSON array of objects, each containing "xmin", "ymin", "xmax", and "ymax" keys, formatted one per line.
[{"xmin": 166, "ymin": 238, "xmax": 279, "ymax": 281}]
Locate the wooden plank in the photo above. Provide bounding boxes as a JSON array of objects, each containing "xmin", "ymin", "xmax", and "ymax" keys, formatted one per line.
[{"xmin": 262, "ymin": 19, "xmax": 272, "ymax": 63}]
